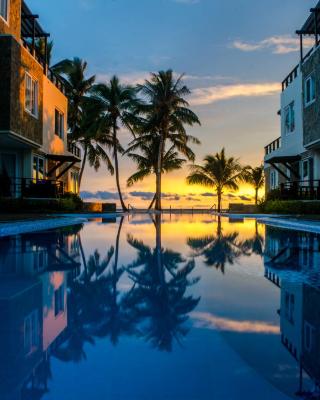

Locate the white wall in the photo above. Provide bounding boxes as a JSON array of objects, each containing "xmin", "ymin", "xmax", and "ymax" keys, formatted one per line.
[{"xmin": 280, "ymin": 71, "xmax": 305, "ymax": 156}]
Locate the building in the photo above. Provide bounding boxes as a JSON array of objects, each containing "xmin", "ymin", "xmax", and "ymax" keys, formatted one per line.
[
  {"xmin": 264, "ymin": 225, "xmax": 320, "ymax": 396},
  {"xmin": 264, "ymin": 2, "xmax": 320, "ymax": 200},
  {"xmin": 0, "ymin": 226, "xmax": 82, "ymax": 400},
  {"xmin": 0, "ymin": 0, "xmax": 81, "ymax": 199}
]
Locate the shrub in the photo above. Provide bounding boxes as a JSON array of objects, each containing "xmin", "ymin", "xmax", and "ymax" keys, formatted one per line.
[{"xmin": 262, "ymin": 200, "xmax": 320, "ymax": 215}]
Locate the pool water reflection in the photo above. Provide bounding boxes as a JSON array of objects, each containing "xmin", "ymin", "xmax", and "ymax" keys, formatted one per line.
[{"xmin": 0, "ymin": 215, "xmax": 319, "ymax": 399}]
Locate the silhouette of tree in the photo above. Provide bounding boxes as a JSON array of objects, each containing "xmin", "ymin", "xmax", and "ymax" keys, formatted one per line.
[
  {"xmin": 187, "ymin": 217, "xmax": 249, "ymax": 274},
  {"xmin": 126, "ymin": 214, "xmax": 200, "ymax": 351}
]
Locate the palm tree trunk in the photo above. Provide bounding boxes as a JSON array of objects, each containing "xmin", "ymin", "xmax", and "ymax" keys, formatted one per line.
[
  {"xmin": 255, "ymin": 188, "xmax": 258, "ymax": 205},
  {"xmin": 155, "ymin": 134, "xmax": 165, "ymax": 211},
  {"xmin": 113, "ymin": 124, "xmax": 127, "ymax": 212},
  {"xmin": 148, "ymin": 193, "xmax": 156, "ymax": 210},
  {"xmin": 217, "ymin": 189, "xmax": 222, "ymax": 213},
  {"xmin": 79, "ymin": 146, "xmax": 88, "ymax": 189}
]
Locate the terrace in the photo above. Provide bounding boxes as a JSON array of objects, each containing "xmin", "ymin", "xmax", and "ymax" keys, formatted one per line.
[{"xmin": 20, "ymin": 1, "xmax": 66, "ymax": 94}]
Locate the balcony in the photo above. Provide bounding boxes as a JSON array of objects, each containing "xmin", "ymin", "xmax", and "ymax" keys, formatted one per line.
[
  {"xmin": 68, "ymin": 142, "xmax": 81, "ymax": 159},
  {"xmin": 265, "ymin": 137, "xmax": 281, "ymax": 156},
  {"xmin": 0, "ymin": 177, "xmax": 64, "ymax": 199},
  {"xmin": 282, "ymin": 66, "xmax": 299, "ymax": 92},
  {"xmin": 278, "ymin": 180, "xmax": 320, "ymax": 201}
]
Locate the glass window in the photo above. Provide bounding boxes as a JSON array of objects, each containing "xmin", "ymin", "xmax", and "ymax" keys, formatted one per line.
[
  {"xmin": 0, "ymin": 0, "xmax": 8, "ymax": 22},
  {"xmin": 25, "ymin": 73, "xmax": 39, "ymax": 117},
  {"xmin": 305, "ymin": 75, "xmax": 316, "ymax": 107},
  {"xmin": 303, "ymin": 160, "xmax": 309, "ymax": 179},
  {"xmin": 55, "ymin": 109, "xmax": 64, "ymax": 139},
  {"xmin": 24, "ymin": 310, "xmax": 39, "ymax": 355},
  {"xmin": 284, "ymin": 102, "xmax": 295, "ymax": 134},
  {"xmin": 304, "ymin": 322, "xmax": 315, "ymax": 352},
  {"xmin": 54, "ymin": 285, "xmax": 64, "ymax": 316},
  {"xmin": 33, "ymin": 156, "xmax": 45, "ymax": 180}
]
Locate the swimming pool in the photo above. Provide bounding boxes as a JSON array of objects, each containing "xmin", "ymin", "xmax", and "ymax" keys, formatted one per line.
[{"xmin": 0, "ymin": 214, "xmax": 319, "ymax": 399}]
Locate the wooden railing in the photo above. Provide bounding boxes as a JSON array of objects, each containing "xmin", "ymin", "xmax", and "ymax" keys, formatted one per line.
[
  {"xmin": 265, "ymin": 137, "xmax": 281, "ymax": 155},
  {"xmin": 279, "ymin": 180, "xmax": 320, "ymax": 200},
  {"xmin": 0, "ymin": 177, "xmax": 64, "ymax": 198},
  {"xmin": 68, "ymin": 142, "xmax": 81, "ymax": 159}
]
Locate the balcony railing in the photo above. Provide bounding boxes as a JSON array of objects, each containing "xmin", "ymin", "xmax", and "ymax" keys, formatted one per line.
[
  {"xmin": 279, "ymin": 180, "xmax": 320, "ymax": 201},
  {"xmin": 265, "ymin": 137, "xmax": 281, "ymax": 156},
  {"xmin": 21, "ymin": 39, "xmax": 66, "ymax": 94},
  {"xmin": 282, "ymin": 65, "xmax": 299, "ymax": 91},
  {"xmin": 0, "ymin": 177, "xmax": 64, "ymax": 199},
  {"xmin": 68, "ymin": 142, "xmax": 81, "ymax": 159}
]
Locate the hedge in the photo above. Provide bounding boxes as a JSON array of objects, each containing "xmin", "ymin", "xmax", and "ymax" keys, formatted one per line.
[{"xmin": 261, "ymin": 200, "xmax": 320, "ymax": 215}]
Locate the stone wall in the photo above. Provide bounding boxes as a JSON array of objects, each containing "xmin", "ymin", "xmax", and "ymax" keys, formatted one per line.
[
  {"xmin": 0, "ymin": 0, "xmax": 21, "ymax": 39},
  {"xmin": 0, "ymin": 36, "xmax": 44, "ymax": 145},
  {"xmin": 302, "ymin": 47, "xmax": 320, "ymax": 146}
]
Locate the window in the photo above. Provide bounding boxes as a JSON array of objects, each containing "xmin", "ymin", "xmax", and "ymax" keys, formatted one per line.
[
  {"xmin": 270, "ymin": 170, "xmax": 278, "ymax": 190},
  {"xmin": 0, "ymin": 0, "xmax": 9, "ymax": 22},
  {"xmin": 71, "ymin": 171, "xmax": 79, "ymax": 194},
  {"xmin": 284, "ymin": 102, "xmax": 295, "ymax": 134},
  {"xmin": 54, "ymin": 285, "xmax": 64, "ymax": 316},
  {"xmin": 284, "ymin": 292, "xmax": 294, "ymax": 324},
  {"xmin": 55, "ymin": 109, "xmax": 64, "ymax": 139},
  {"xmin": 33, "ymin": 156, "xmax": 45, "ymax": 180},
  {"xmin": 302, "ymin": 160, "xmax": 309, "ymax": 180},
  {"xmin": 304, "ymin": 322, "xmax": 315, "ymax": 352},
  {"xmin": 25, "ymin": 73, "xmax": 39, "ymax": 117},
  {"xmin": 305, "ymin": 75, "xmax": 316, "ymax": 107},
  {"xmin": 24, "ymin": 310, "xmax": 39, "ymax": 355}
]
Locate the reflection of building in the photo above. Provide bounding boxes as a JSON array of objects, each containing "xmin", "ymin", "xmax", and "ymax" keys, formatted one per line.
[
  {"xmin": 264, "ymin": 2, "xmax": 320, "ymax": 200},
  {"xmin": 0, "ymin": 227, "xmax": 81, "ymax": 400},
  {"xmin": 264, "ymin": 225, "xmax": 320, "ymax": 396},
  {"xmin": 0, "ymin": 0, "xmax": 81, "ymax": 198}
]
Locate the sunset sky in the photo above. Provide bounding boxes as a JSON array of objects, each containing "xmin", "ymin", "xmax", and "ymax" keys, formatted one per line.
[{"xmin": 29, "ymin": 0, "xmax": 316, "ymax": 208}]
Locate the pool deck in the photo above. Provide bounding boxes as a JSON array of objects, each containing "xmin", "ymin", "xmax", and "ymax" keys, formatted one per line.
[{"xmin": 0, "ymin": 217, "xmax": 88, "ymax": 237}]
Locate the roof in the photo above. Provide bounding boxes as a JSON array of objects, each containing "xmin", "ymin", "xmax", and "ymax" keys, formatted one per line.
[
  {"xmin": 265, "ymin": 155, "xmax": 301, "ymax": 164},
  {"xmin": 21, "ymin": 1, "xmax": 50, "ymax": 39},
  {"xmin": 298, "ymin": 1, "xmax": 320, "ymax": 35}
]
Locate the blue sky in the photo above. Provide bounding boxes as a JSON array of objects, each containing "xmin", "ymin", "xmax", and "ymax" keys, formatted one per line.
[{"xmin": 28, "ymin": 0, "xmax": 317, "ymax": 206}]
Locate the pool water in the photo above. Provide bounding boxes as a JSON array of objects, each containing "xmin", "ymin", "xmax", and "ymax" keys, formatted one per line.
[{"xmin": 0, "ymin": 214, "xmax": 319, "ymax": 400}]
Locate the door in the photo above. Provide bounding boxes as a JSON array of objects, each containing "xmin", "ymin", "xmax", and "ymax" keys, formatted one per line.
[{"xmin": 0, "ymin": 153, "xmax": 16, "ymax": 196}]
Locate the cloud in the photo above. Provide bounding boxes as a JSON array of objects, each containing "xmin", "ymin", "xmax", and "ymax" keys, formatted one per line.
[
  {"xmin": 239, "ymin": 195, "xmax": 252, "ymax": 201},
  {"xmin": 201, "ymin": 192, "xmax": 216, "ymax": 197},
  {"xmin": 192, "ymin": 312, "xmax": 280, "ymax": 334},
  {"xmin": 81, "ymin": 191, "xmax": 120, "ymax": 200},
  {"xmin": 129, "ymin": 191, "xmax": 154, "ymax": 200},
  {"xmin": 232, "ymin": 35, "xmax": 314, "ymax": 55},
  {"xmin": 190, "ymin": 82, "xmax": 280, "ymax": 106}
]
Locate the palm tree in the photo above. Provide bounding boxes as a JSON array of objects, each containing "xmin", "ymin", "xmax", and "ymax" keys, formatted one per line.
[
  {"xmin": 73, "ymin": 99, "xmax": 115, "ymax": 188},
  {"xmin": 187, "ymin": 217, "xmax": 249, "ymax": 274},
  {"xmin": 91, "ymin": 76, "xmax": 139, "ymax": 211},
  {"xmin": 126, "ymin": 134, "xmax": 192, "ymax": 209},
  {"xmin": 52, "ymin": 57, "xmax": 96, "ymax": 134},
  {"xmin": 35, "ymin": 38, "xmax": 53, "ymax": 65},
  {"xmin": 243, "ymin": 165, "xmax": 265, "ymax": 204},
  {"xmin": 187, "ymin": 148, "xmax": 246, "ymax": 213},
  {"xmin": 138, "ymin": 70, "xmax": 200, "ymax": 210}
]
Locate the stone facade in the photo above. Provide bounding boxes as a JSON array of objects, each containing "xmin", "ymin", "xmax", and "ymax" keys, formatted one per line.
[
  {"xmin": 302, "ymin": 47, "xmax": 320, "ymax": 147},
  {"xmin": 0, "ymin": 36, "xmax": 43, "ymax": 144},
  {"xmin": 0, "ymin": 0, "xmax": 21, "ymax": 40}
]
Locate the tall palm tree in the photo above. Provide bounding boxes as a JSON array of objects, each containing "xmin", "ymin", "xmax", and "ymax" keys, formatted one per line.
[
  {"xmin": 73, "ymin": 99, "xmax": 115, "ymax": 188},
  {"xmin": 52, "ymin": 57, "xmax": 96, "ymax": 134},
  {"xmin": 187, "ymin": 148, "xmax": 246, "ymax": 213},
  {"xmin": 91, "ymin": 76, "xmax": 139, "ymax": 211},
  {"xmin": 138, "ymin": 70, "xmax": 200, "ymax": 211},
  {"xmin": 243, "ymin": 165, "xmax": 265, "ymax": 204},
  {"xmin": 126, "ymin": 134, "xmax": 193, "ymax": 209}
]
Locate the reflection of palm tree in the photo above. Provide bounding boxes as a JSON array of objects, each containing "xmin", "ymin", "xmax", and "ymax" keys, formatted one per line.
[
  {"xmin": 187, "ymin": 217, "xmax": 248, "ymax": 274},
  {"xmin": 242, "ymin": 221, "xmax": 264, "ymax": 256},
  {"xmin": 126, "ymin": 214, "xmax": 200, "ymax": 352}
]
